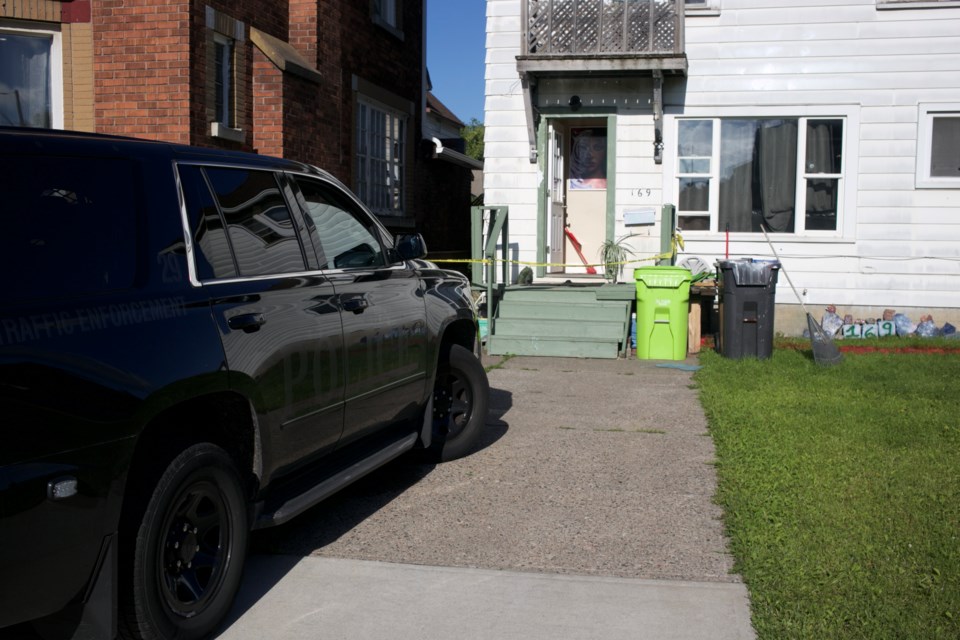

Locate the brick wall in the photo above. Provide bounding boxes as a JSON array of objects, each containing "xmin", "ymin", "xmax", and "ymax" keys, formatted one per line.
[
  {"xmin": 325, "ymin": 0, "xmax": 425, "ymax": 218},
  {"xmin": 93, "ymin": 0, "xmax": 193, "ymax": 142},
  {"xmin": 62, "ymin": 22, "xmax": 95, "ymax": 132}
]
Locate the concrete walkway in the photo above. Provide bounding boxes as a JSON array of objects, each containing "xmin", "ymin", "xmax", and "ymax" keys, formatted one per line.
[
  {"xmin": 215, "ymin": 355, "xmax": 755, "ymax": 639},
  {"xmin": 215, "ymin": 556, "xmax": 754, "ymax": 639}
]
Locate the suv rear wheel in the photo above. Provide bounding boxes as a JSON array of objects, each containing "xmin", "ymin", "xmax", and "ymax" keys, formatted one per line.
[
  {"xmin": 429, "ymin": 344, "xmax": 489, "ymax": 462},
  {"xmin": 121, "ymin": 443, "xmax": 247, "ymax": 640}
]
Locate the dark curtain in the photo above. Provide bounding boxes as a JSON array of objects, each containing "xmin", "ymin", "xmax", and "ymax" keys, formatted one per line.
[
  {"xmin": 755, "ymin": 120, "xmax": 798, "ymax": 232},
  {"xmin": 718, "ymin": 119, "xmax": 797, "ymax": 233}
]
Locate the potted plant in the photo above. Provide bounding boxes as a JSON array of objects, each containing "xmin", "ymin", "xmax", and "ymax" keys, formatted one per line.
[{"xmin": 598, "ymin": 234, "xmax": 637, "ymax": 283}]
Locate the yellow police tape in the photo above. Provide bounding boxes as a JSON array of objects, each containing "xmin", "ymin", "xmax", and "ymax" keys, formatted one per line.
[{"xmin": 432, "ymin": 234, "xmax": 684, "ymax": 270}]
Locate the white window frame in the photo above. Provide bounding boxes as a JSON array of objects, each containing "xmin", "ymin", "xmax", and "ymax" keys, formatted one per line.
[
  {"xmin": 916, "ymin": 103, "xmax": 960, "ymax": 189},
  {"xmin": 0, "ymin": 25, "xmax": 63, "ymax": 129},
  {"xmin": 877, "ymin": 0, "xmax": 960, "ymax": 9},
  {"xmin": 684, "ymin": 0, "xmax": 721, "ymax": 16},
  {"xmin": 666, "ymin": 106, "xmax": 860, "ymax": 241},
  {"xmin": 356, "ymin": 96, "xmax": 407, "ymax": 217}
]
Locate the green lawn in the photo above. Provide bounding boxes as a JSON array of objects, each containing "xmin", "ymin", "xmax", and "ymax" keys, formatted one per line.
[{"xmin": 694, "ymin": 343, "xmax": 960, "ymax": 639}]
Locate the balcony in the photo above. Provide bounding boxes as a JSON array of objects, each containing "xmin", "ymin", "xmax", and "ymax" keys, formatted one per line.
[
  {"xmin": 514, "ymin": 1, "xmax": 687, "ymax": 162},
  {"xmin": 517, "ymin": 0, "xmax": 687, "ymax": 76}
]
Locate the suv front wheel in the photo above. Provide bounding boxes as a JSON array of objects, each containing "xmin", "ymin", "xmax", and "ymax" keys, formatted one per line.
[
  {"xmin": 121, "ymin": 443, "xmax": 247, "ymax": 640},
  {"xmin": 429, "ymin": 344, "xmax": 489, "ymax": 462}
]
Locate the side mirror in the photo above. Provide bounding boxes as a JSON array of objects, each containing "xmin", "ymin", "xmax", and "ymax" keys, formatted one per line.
[{"xmin": 395, "ymin": 233, "xmax": 428, "ymax": 261}]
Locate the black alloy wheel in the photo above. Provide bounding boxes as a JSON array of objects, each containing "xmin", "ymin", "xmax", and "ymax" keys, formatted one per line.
[
  {"xmin": 430, "ymin": 344, "xmax": 489, "ymax": 462},
  {"xmin": 121, "ymin": 443, "xmax": 247, "ymax": 640}
]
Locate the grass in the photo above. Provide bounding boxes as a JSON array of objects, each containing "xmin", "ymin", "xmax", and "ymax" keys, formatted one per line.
[{"xmin": 694, "ymin": 342, "xmax": 960, "ymax": 639}]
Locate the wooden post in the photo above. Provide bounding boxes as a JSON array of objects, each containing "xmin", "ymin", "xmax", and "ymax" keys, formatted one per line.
[
  {"xmin": 659, "ymin": 204, "xmax": 675, "ymax": 266},
  {"xmin": 688, "ymin": 298, "xmax": 701, "ymax": 355}
]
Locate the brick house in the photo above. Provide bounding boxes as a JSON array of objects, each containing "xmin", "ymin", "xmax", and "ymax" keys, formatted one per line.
[{"xmin": 1, "ymin": 0, "xmax": 473, "ymax": 250}]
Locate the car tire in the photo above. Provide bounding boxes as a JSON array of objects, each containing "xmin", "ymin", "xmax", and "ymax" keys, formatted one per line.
[
  {"xmin": 120, "ymin": 443, "xmax": 248, "ymax": 640},
  {"xmin": 428, "ymin": 344, "xmax": 489, "ymax": 462}
]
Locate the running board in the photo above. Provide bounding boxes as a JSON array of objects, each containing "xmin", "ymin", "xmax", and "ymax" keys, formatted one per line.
[{"xmin": 253, "ymin": 433, "xmax": 419, "ymax": 529}]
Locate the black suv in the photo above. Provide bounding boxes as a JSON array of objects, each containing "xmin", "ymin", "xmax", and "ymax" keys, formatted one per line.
[{"xmin": 0, "ymin": 128, "xmax": 488, "ymax": 640}]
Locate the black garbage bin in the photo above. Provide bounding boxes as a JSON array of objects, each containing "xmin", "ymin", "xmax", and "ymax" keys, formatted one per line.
[{"xmin": 717, "ymin": 259, "xmax": 780, "ymax": 359}]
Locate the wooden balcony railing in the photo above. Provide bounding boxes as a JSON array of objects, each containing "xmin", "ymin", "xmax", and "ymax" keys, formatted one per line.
[{"xmin": 522, "ymin": 0, "xmax": 684, "ymax": 58}]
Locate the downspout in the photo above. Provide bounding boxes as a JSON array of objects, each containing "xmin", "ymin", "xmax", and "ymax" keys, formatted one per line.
[
  {"xmin": 653, "ymin": 70, "xmax": 664, "ymax": 165},
  {"xmin": 421, "ymin": 0, "xmax": 428, "ymax": 125},
  {"xmin": 520, "ymin": 71, "xmax": 539, "ymax": 163}
]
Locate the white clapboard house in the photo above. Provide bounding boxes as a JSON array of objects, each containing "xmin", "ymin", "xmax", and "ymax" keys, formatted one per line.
[{"xmin": 479, "ymin": 0, "xmax": 960, "ymax": 357}]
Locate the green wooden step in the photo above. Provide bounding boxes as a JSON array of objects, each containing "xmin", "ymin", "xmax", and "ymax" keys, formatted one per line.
[
  {"xmin": 492, "ymin": 318, "xmax": 624, "ymax": 340},
  {"xmin": 498, "ymin": 300, "xmax": 628, "ymax": 322},
  {"xmin": 501, "ymin": 289, "xmax": 601, "ymax": 303},
  {"xmin": 487, "ymin": 335, "xmax": 620, "ymax": 359},
  {"xmin": 596, "ymin": 283, "xmax": 638, "ymax": 301}
]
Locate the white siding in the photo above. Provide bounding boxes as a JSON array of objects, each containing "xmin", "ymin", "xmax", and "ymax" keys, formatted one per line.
[
  {"xmin": 484, "ymin": 0, "xmax": 960, "ymax": 323},
  {"xmin": 485, "ymin": 0, "xmax": 540, "ymax": 267},
  {"xmin": 675, "ymin": 0, "xmax": 960, "ymax": 315}
]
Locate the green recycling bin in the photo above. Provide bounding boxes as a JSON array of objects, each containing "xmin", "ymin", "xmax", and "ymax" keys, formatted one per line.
[{"xmin": 634, "ymin": 266, "xmax": 692, "ymax": 360}]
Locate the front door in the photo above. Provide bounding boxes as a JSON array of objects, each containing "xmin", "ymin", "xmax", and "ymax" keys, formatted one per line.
[{"xmin": 564, "ymin": 123, "xmax": 608, "ymax": 275}]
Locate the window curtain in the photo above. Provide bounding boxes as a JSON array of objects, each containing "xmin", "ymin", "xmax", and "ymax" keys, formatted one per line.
[
  {"xmin": 719, "ymin": 119, "xmax": 798, "ymax": 233},
  {"xmin": 0, "ymin": 33, "xmax": 52, "ymax": 128},
  {"xmin": 754, "ymin": 119, "xmax": 797, "ymax": 232},
  {"xmin": 804, "ymin": 120, "xmax": 839, "ymax": 230}
]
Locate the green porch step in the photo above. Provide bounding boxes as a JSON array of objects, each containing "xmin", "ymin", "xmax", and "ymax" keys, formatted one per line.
[
  {"xmin": 486, "ymin": 335, "xmax": 620, "ymax": 359},
  {"xmin": 493, "ymin": 318, "xmax": 623, "ymax": 340},
  {"xmin": 498, "ymin": 300, "xmax": 627, "ymax": 322},
  {"xmin": 486, "ymin": 285, "xmax": 633, "ymax": 359}
]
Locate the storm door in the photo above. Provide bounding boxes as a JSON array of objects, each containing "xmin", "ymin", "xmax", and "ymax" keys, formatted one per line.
[{"xmin": 547, "ymin": 123, "xmax": 565, "ymax": 273}]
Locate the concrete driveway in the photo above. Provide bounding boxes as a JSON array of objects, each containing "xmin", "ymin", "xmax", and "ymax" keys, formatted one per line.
[{"xmin": 215, "ymin": 356, "xmax": 755, "ymax": 639}]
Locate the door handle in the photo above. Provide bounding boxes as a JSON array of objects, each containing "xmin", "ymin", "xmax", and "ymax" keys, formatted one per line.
[
  {"xmin": 341, "ymin": 296, "xmax": 369, "ymax": 314},
  {"xmin": 228, "ymin": 313, "xmax": 266, "ymax": 333}
]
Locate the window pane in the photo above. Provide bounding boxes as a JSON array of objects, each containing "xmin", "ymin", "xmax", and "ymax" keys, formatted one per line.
[
  {"xmin": 719, "ymin": 119, "xmax": 797, "ymax": 233},
  {"xmin": 679, "ymin": 158, "xmax": 710, "ymax": 174},
  {"xmin": 679, "ymin": 178, "xmax": 709, "ymax": 211},
  {"xmin": 374, "ymin": 0, "xmax": 398, "ymax": 27},
  {"xmin": 806, "ymin": 119, "xmax": 843, "ymax": 174},
  {"xmin": 205, "ymin": 168, "xmax": 305, "ymax": 276},
  {"xmin": 2, "ymin": 154, "xmax": 137, "ymax": 301},
  {"xmin": 679, "ymin": 215, "xmax": 710, "ymax": 231},
  {"xmin": 678, "ymin": 120, "xmax": 712, "ymax": 157},
  {"xmin": 0, "ymin": 32, "xmax": 52, "ymax": 128},
  {"xmin": 178, "ymin": 165, "xmax": 236, "ymax": 279},
  {"xmin": 355, "ymin": 99, "xmax": 406, "ymax": 215},
  {"xmin": 214, "ymin": 38, "xmax": 233, "ymax": 126},
  {"xmin": 294, "ymin": 178, "xmax": 385, "ymax": 270},
  {"xmin": 931, "ymin": 116, "xmax": 960, "ymax": 177},
  {"xmin": 805, "ymin": 178, "xmax": 839, "ymax": 231}
]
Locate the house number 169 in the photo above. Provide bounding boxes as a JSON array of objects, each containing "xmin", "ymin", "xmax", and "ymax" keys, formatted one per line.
[{"xmin": 631, "ymin": 189, "xmax": 652, "ymax": 198}]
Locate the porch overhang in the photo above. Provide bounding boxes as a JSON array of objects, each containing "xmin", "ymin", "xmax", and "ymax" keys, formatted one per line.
[{"xmin": 516, "ymin": 54, "xmax": 687, "ymax": 163}]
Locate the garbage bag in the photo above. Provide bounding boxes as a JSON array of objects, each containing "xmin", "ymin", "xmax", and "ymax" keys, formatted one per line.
[
  {"xmin": 916, "ymin": 319, "xmax": 939, "ymax": 337},
  {"xmin": 894, "ymin": 313, "xmax": 917, "ymax": 336},
  {"xmin": 821, "ymin": 310, "xmax": 843, "ymax": 337},
  {"xmin": 718, "ymin": 259, "xmax": 779, "ymax": 286}
]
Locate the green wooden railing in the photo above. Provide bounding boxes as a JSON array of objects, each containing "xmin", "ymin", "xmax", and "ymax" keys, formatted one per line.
[{"xmin": 471, "ymin": 206, "xmax": 510, "ymax": 332}]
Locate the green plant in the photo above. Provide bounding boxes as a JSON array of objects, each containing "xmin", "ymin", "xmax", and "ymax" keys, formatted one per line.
[{"xmin": 598, "ymin": 234, "xmax": 637, "ymax": 282}]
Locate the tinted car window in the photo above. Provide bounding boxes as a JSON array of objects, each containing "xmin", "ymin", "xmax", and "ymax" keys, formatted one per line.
[
  {"xmin": 205, "ymin": 167, "xmax": 306, "ymax": 276},
  {"xmin": 294, "ymin": 177, "xmax": 385, "ymax": 270},
  {"xmin": 1, "ymin": 153, "xmax": 137, "ymax": 302},
  {"xmin": 178, "ymin": 164, "xmax": 237, "ymax": 280}
]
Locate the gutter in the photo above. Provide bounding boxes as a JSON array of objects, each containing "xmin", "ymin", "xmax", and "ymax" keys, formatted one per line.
[{"xmin": 429, "ymin": 137, "xmax": 483, "ymax": 170}]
